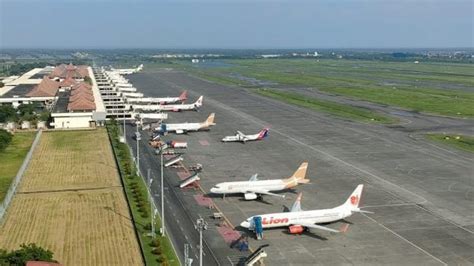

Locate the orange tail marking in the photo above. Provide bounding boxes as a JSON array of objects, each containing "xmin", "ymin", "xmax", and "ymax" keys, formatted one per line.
[{"xmin": 291, "ymin": 162, "xmax": 308, "ymax": 180}]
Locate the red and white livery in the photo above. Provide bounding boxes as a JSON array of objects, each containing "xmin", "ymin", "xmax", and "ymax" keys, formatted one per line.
[
  {"xmin": 132, "ymin": 95, "xmax": 202, "ymax": 112},
  {"xmin": 240, "ymin": 184, "xmax": 372, "ymax": 233},
  {"xmin": 222, "ymin": 128, "xmax": 269, "ymax": 143},
  {"xmin": 127, "ymin": 91, "xmax": 188, "ymax": 104}
]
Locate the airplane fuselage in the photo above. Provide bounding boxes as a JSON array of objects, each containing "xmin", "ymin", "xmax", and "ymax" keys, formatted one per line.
[
  {"xmin": 156, "ymin": 122, "xmax": 212, "ymax": 134},
  {"xmin": 243, "ymin": 206, "xmax": 350, "ymax": 229},
  {"xmin": 133, "ymin": 103, "xmax": 197, "ymax": 112},
  {"xmin": 211, "ymin": 179, "xmax": 287, "ymax": 194},
  {"xmin": 222, "ymin": 133, "xmax": 261, "ymax": 142},
  {"xmin": 165, "ymin": 122, "xmax": 202, "ymax": 132},
  {"xmin": 127, "ymin": 97, "xmax": 182, "ymax": 104}
]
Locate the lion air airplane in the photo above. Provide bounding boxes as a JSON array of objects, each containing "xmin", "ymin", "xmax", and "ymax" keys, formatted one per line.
[
  {"xmin": 210, "ymin": 162, "xmax": 309, "ymax": 200},
  {"xmin": 133, "ymin": 96, "xmax": 203, "ymax": 112},
  {"xmin": 222, "ymin": 128, "xmax": 269, "ymax": 143},
  {"xmin": 155, "ymin": 113, "xmax": 215, "ymax": 134},
  {"xmin": 240, "ymin": 184, "xmax": 372, "ymax": 234},
  {"xmin": 126, "ymin": 91, "xmax": 187, "ymax": 104}
]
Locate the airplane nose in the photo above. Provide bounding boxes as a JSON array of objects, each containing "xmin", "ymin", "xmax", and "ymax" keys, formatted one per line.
[
  {"xmin": 210, "ymin": 188, "xmax": 217, "ymax": 193},
  {"xmin": 240, "ymin": 221, "xmax": 250, "ymax": 228}
]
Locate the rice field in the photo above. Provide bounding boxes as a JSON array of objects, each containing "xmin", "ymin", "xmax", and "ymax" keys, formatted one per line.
[
  {"xmin": 19, "ymin": 130, "xmax": 121, "ymax": 193},
  {"xmin": 0, "ymin": 129, "xmax": 143, "ymax": 265}
]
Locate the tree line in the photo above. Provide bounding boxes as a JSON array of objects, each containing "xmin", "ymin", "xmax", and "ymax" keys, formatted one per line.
[{"xmin": 0, "ymin": 104, "xmax": 50, "ymax": 124}]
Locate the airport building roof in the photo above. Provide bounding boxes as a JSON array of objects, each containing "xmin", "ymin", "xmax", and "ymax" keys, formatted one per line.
[
  {"xmin": 66, "ymin": 79, "xmax": 96, "ymax": 112},
  {"xmin": 49, "ymin": 63, "xmax": 89, "ymax": 79},
  {"xmin": 25, "ymin": 76, "xmax": 60, "ymax": 97},
  {"xmin": 59, "ymin": 77, "xmax": 77, "ymax": 87},
  {"xmin": 69, "ymin": 91, "xmax": 94, "ymax": 102},
  {"xmin": 70, "ymin": 83, "xmax": 92, "ymax": 95},
  {"xmin": 0, "ymin": 84, "xmax": 35, "ymax": 98},
  {"xmin": 67, "ymin": 97, "xmax": 96, "ymax": 112}
]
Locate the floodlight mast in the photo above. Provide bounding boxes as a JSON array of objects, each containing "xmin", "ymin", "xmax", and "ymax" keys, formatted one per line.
[
  {"xmin": 159, "ymin": 143, "xmax": 168, "ymax": 236},
  {"xmin": 135, "ymin": 125, "xmax": 141, "ymax": 176},
  {"xmin": 147, "ymin": 169, "xmax": 156, "ymax": 239},
  {"xmin": 123, "ymin": 113, "xmax": 126, "ymax": 144},
  {"xmin": 195, "ymin": 217, "xmax": 208, "ymax": 266}
]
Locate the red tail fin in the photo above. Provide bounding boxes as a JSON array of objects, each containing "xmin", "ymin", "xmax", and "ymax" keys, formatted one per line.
[
  {"xmin": 257, "ymin": 128, "xmax": 269, "ymax": 140},
  {"xmin": 343, "ymin": 185, "xmax": 364, "ymax": 209},
  {"xmin": 179, "ymin": 91, "xmax": 188, "ymax": 101}
]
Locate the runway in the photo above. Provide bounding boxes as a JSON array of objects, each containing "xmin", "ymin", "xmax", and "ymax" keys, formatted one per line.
[{"xmin": 127, "ymin": 69, "xmax": 473, "ymax": 265}]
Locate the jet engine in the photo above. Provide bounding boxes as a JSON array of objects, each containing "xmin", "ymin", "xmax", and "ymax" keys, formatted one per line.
[
  {"xmin": 288, "ymin": 225, "xmax": 304, "ymax": 234},
  {"xmin": 244, "ymin": 193, "xmax": 258, "ymax": 200}
]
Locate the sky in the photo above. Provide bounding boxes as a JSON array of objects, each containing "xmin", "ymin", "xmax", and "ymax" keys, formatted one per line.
[{"xmin": 0, "ymin": 0, "xmax": 472, "ymax": 49}]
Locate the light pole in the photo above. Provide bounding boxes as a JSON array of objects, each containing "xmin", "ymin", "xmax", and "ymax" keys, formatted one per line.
[
  {"xmin": 135, "ymin": 125, "xmax": 141, "ymax": 176},
  {"xmin": 123, "ymin": 113, "xmax": 126, "ymax": 144},
  {"xmin": 195, "ymin": 217, "xmax": 208, "ymax": 266},
  {"xmin": 159, "ymin": 143, "xmax": 168, "ymax": 236},
  {"xmin": 147, "ymin": 168, "xmax": 156, "ymax": 239}
]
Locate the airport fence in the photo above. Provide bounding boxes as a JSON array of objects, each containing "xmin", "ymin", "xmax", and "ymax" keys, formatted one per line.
[{"xmin": 0, "ymin": 130, "xmax": 42, "ymax": 223}]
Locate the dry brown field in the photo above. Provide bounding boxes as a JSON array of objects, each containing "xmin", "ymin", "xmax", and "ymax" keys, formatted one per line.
[
  {"xmin": 0, "ymin": 129, "xmax": 143, "ymax": 266},
  {"xmin": 19, "ymin": 130, "xmax": 121, "ymax": 192}
]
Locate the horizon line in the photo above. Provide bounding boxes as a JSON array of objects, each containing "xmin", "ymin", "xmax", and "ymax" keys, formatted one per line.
[{"xmin": 1, "ymin": 47, "xmax": 473, "ymax": 51}]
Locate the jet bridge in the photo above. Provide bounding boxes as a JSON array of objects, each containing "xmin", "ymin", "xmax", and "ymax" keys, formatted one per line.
[
  {"xmin": 179, "ymin": 172, "xmax": 200, "ymax": 188},
  {"xmin": 245, "ymin": 244, "xmax": 269, "ymax": 266},
  {"xmin": 164, "ymin": 155, "xmax": 183, "ymax": 167}
]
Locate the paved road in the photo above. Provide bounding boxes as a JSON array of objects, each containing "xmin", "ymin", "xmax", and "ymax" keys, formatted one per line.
[
  {"xmin": 126, "ymin": 69, "xmax": 473, "ymax": 265},
  {"xmin": 125, "ymin": 125, "xmax": 221, "ymax": 266}
]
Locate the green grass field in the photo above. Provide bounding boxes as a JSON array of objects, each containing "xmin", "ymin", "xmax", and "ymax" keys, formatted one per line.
[
  {"xmin": 176, "ymin": 59, "xmax": 474, "ymax": 118},
  {"xmin": 426, "ymin": 134, "xmax": 474, "ymax": 153},
  {"xmin": 256, "ymin": 89, "xmax": 396, "ymax": 124},
  {"xmin": 0, "ymin": 132, "xmax": 35, "ymax": 202}
]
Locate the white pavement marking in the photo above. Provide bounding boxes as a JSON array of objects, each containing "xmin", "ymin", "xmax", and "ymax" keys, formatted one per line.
[
  {"xmin": 363, "ymin": 202, "xmax": 419, "ymax": 208},
  {"xmin": 362, "ymin": 213, "xmax": 448, "ymax": 266}
]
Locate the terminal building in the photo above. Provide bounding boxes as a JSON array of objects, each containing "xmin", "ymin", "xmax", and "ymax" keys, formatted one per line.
[
  {"xmin": 1, "ymin": 63, "xmax": 158, "ymax": 130},
  {"xmin": 0, "ymin": 63, "xmax": 106, "ymax": 129}
]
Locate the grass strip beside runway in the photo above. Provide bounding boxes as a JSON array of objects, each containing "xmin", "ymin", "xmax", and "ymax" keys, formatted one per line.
[
  {"xmin": 256, "ymin": 88, "xmax": 396, "ymax": 124},
  {"xmin": 426, "ymin": 134, "xmax": 474, "ymax": 153},
  {"xmin": 107, "ymin": 121, "xmax": 179, "ymax": 266}
]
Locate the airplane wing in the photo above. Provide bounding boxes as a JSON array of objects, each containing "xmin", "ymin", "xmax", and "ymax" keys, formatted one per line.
[
  {"xmin": 296, "ymin": 223, "xmax": 340, "ymax": 233},
  {"xmin": 236, "ymin": 131, "xmax": 245, "ymax": 136},
  {"xmin": 245, "ymin": 189, "xmax": 285, "ymax": 198}
]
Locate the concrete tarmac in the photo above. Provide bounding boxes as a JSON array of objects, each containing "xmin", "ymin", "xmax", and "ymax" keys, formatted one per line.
[{"xmin": 127, "ymin": 69, "xmax": 473, "ymax": 265}]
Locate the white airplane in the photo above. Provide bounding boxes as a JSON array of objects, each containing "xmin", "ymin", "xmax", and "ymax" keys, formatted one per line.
[
  {"xmin": 126, "ymin": 91, "xmax": 187, "ymax": 104},
  {"xmin": 222, "ymin": 128, "xmax": 269, "ymax": 143},
  {"xmin": 210, "ymin": 162, "xmax": 309, "ymax": 200},
  {"xmin": 155, "ymin": 113, "xmax": 216, "ymax": 134},
  {"xmin": 133, "ymin": 96, "xmax": 203, "ymax": 112},
  {"xmin": 240, "ymin": 184, "xmax": 372, "ymax": 234},
  {"xmin": 111, "ymin": 64, "xmax": 144, "ymax": 74}
]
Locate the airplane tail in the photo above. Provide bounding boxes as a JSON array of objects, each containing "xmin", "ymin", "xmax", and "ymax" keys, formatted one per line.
[
  {"xmin": 195, "ymin": 96, "xmax": 203, "ymax": 107},
  {"xmin": 289, "ymin": 162, "xmax": 309, "ymax": 184},
  {"xmin": 343, "ymin": 184, "xmax": 364, "ymax": 209},
  {"xmin": 179, "ymin": 91, "xmax": 188, "ymax": 101},
  {"xmin": 202, "ymin": 113, "xmax": 216, "ymax": 126},
  {"xmin": 290, "ymin": 192, "xmax": 303, "ymax": 212},
  {"xmin": 257, "ymin": 128, "xmax": 269, "ymax": 140},
  {"xmin": 286, "ymin": 162, "xmax": 309, "ymax": 187}
]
